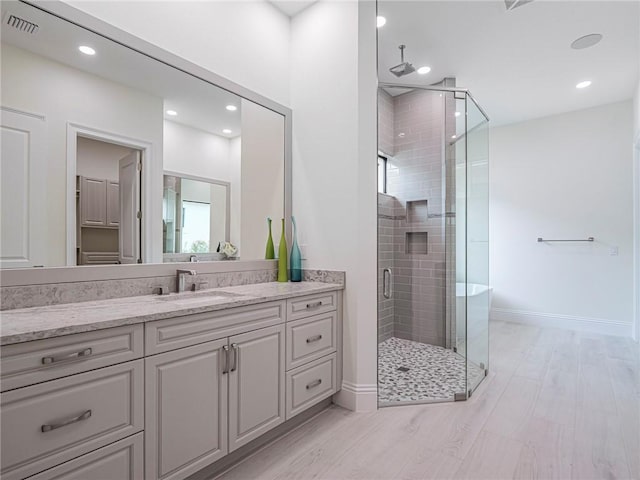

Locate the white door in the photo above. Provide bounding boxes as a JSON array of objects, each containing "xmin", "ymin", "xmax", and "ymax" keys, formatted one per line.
[
  {"xmin": 118, "ymin": 152, "xmax": 140, "ymax": 264},
  {"xmin": 0, "ymin": 108, "xmax": 46, "ymax": 268}
]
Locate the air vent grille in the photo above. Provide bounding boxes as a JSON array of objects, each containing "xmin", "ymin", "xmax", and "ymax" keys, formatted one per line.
[{"xmin": 5, "ymin": 14, "xmax": 39, "ymax": 34}]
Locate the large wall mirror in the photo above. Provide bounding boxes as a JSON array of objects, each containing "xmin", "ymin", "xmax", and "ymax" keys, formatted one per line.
[{"xmin": 0, "ymin": 0, "xmax": 290, "ymax": 269}]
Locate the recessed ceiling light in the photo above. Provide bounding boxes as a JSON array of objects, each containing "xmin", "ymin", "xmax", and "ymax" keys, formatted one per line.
[
  {"xmin": 223, "ymin": 129, "xmax": 232, "ymax": 134},
  {"xmin": 571, "ymin": 34, "xmax": 603, "ymax": 50},
  {"xmin": 576, "ymin": 80, "xmax": 592, "ymax": 89},
  {"xmin": 377, "ymin": 16, "xmax": 386, "ymax": 28},
  {"xmin": 226, "ymin": 105, "xmax": 237, "ymax": 111},
  {"xmin": 454, "ymin": 111, "xmax": 461, "ymax": 117},
  {"xmin": 451, "ymin": 135, "xmax": 457, "ymax": 139},
  {"xmin": 417, "ymin": 66, "xmax": 431, "ymax": 75},
  {"xmin": 398, "ymin": 132, "xmax": 405, "ymax": 138},
  {"xmin": 78, "ymin": 45, "xmax": 95, "ymax": 56},
  {"xmin": 166, "ymin": 110, "xmax": 177, "ymax": 116}
]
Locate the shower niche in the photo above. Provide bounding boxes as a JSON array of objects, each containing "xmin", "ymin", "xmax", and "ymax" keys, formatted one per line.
[
  {"xmin": 405, "ymin": 232, "xmax": 428, "ymax": 255},
  {"xmin": 377, "ymin": 83, "xmax": 489, "ymax": 406}
]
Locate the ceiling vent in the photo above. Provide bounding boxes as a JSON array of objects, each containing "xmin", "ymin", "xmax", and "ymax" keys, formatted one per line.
[
  {"xmin": 4, "ymin": 13, "xmax": 39, "ymax": 34},
  {"xmin": 504, "ymin": 0, "xmax": 536, "ymax": 11}
]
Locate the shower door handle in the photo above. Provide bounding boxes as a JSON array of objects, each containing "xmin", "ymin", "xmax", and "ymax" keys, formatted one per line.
[{"xmin": 383, "ymin": 268, "xmax": 393, "ymax": 299}]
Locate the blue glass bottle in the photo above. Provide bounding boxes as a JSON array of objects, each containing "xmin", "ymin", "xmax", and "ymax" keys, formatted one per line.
[{"xmin": 290, "ymin": 216, "xmax": 302, "ymax": 282}]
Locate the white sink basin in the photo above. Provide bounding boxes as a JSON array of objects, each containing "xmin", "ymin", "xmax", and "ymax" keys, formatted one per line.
[{"xmin": 155, "ymin": 290, "xmax": 245, "ymax": 304}]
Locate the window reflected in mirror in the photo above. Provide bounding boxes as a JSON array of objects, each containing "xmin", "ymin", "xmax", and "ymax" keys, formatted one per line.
[{"xmin": 163, "ymin": 174, "xmax": 229, "ymax": 256}]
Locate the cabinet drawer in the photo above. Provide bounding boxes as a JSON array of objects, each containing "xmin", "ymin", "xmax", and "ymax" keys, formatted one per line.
[
  {"xmin": 287, "ymin": 292, "xmax": 337, "ymax": 321},
  {"xmin": 26, "ymin": 433, "xmax": 143, "ymax": 480},
  {"xmin": 1, "ymin": 325, "xmax": 144, "ymax": 392},
  {"xmin": 145, "ymin": 301, "xmax": 285, "ymax": 355},
  {"xmin": 286, "ymin": 312, "xmax": 337, "ymax": 370},
  {"xmin": 286, "ymin": 354, "xmax": 336, "ymax": 419},
  {"xmin": 1, "ymin": 360, "xmax": 144, "ymax": 480}
]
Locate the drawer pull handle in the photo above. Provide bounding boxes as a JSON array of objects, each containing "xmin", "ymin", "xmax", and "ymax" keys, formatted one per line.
[
  {"xmin": 306, "ymin": 301, "xmax": 323, "ymax": 309},
  {"xmin": 222, "ymin": 345, "xmax": 229, "ymax": 374},
  {"xmin": 41, "ymin": 409, "xmax": 92, "ymax": 432},
  {"xmin": 306, "ymin": 334, "xmax": 323, "ymax": 344},
  {"xmin": 42, "ymin": 348, "xmax": 92, "ymax": 365},
  {"xmin": 230, "ymin": 343, "xmax": 238, "ymax": 372},
  {"xmin": 306, "ymin": 379, "xmax": 322, "ymax": 390}
]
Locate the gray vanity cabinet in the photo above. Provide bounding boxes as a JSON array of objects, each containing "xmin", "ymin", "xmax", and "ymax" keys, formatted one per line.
[
  {"xmin": 144, "ymin": 303, "xmax": 287, "ymax": 480},
  {"xmin": 144, "ymin": 338, "xmax": 229, "ymax": 480},
  {"xmin": 79, "ymin": 176, "xmax": 119, "ymax": 228},
  {"xmin": 228, "ymin": 324, "xmax": 285, "ymax": 452}
]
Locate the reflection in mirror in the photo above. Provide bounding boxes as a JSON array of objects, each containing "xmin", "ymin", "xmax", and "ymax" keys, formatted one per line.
[
  {"xmin": 0, "ymin": 1, "xmax": 286, "ymax": 268},
  {"xmin": 163, "ymin": 174, "xmax": 230, "ymax": 258}
]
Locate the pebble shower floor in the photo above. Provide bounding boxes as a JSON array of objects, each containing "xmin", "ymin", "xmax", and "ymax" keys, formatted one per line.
[{"xmin": 378, "ymin": 337, "xmax": 484, "ymax": 405}]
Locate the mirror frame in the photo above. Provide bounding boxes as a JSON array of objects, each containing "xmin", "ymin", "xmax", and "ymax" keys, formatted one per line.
[{"xmin": 1, "ymin": 0, "xmax": 292, "ymax": 282}]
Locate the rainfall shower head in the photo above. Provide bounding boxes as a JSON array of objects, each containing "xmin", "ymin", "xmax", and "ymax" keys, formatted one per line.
[{"xmin": 389, "ymin": 45, "xmax": 416, "ymax": 77}]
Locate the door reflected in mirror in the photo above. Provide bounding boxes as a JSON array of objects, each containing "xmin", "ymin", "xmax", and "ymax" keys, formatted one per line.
[{"xmin": 163, "ymin": 174, "xmax": 229, "ymax": 258}]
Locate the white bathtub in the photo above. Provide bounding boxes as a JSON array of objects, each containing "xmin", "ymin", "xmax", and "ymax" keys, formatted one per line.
[
  {"xmin": 455, "ymin": 282, "xmax": 492, "ymax": 300},
  {"xmin": 455, "ymin": 283, "xmax": 492, "ymax": 362}
]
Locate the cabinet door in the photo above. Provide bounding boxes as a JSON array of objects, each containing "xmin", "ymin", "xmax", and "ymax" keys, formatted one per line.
[
  {"xmin": 80, "ymin": 177, "xmax": 107, "ymax": 227},
  {"xmin": 106, "ymin": 181, "xmax": 119, "ymax": 227},
  {"xmin": 145, "ymin": 339, "xmax": 228, "ymax": 480},
  {"xmin": 228, "ymin": 324, "xmax": 285, "ymax": 452}
]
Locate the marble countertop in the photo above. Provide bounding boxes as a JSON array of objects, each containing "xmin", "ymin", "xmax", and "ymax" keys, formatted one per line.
[{"xmin": 0, "ymin": 281, "xmax": 343, "ymax": 346}]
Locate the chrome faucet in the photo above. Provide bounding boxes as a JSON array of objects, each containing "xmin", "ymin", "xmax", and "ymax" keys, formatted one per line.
[{"xmin": 176, "ymin": 269, "xmax": 197, "ymax": 293}]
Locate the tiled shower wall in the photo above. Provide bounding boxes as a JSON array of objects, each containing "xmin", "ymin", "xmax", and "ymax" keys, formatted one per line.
[{"xmin": 377, "ymin": 87, "xmax": 456, "ymax": 347}]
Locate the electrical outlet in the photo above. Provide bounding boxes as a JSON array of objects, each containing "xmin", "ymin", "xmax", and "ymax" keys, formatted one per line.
[{"xmin": 610, "ymin": 246, "xmax": 619, "ymax": 256}]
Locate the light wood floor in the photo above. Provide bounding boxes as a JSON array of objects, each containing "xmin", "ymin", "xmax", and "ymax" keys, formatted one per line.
[{"xmin": 217, "ymin": 320, "xmax": 640, "ymax": 480}]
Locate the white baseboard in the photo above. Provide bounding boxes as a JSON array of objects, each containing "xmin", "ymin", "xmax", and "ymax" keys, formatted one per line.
[
  {"xmin": 334, "ymin": 381, "xmax": 377, "ymax": 412},
  {"xmin": 490, "ymin": 308, "xmax": 633, "ymax": 338}
]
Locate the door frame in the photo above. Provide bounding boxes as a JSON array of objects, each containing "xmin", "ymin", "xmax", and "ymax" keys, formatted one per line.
[
  {"xmin": 633, "ymin": 130, "xmax": 640, "ymax": 342},
  {"xmin": 66, "ymin": 123, "xmax": 153, "ymax": 266}
]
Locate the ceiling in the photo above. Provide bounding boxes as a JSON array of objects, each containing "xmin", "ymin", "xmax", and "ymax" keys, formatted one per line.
[
  {"xmin": 268, "ymin": 1, "xmax": 317, "ymax": 17},
  {"xmin": 378, "ymin": 0, "xmax": 640, "ymax": 126},
  {"xmin": 1, "ymin": 1, "xmax": 243, "ymax": 137}
]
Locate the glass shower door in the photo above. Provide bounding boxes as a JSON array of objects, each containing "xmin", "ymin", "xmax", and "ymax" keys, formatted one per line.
[{"xmin": 464, "ymin": 96, "xmax": 490, "ymax": 394}]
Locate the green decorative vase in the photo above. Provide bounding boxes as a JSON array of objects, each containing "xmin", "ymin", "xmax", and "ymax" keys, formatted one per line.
[
  {"xmin": 265, "ymin": 218, "xmax": 275, "ymax": 259},
  {"xmin": 277, "ymin": 218, "xmax": 288, "ymax": 282}
]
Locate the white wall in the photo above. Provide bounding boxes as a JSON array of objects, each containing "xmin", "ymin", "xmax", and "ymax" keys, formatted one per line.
[
  {"xmin": 77, "ymin": 136, "xmax": 135, "ymax": 181},
  {"xmin": 163, "ymin": 121, "xmax": 236, "ymax": 249},
  {"xmin": 490, "ymin": 101, "xmax": 634, "ymax": 336},
  {"xmin": 229, "ymin": 137, "xmax": 242, "ymax": 249},
  {"xmin": 240, "ymin": 99, "xmax": 285, "ymax": 260},
  {"xmin": 291, "ymin": 0, "xmax": 378, "ymax": 411},
  {"xmin": 63, "ymin": 1, "xmax": 291, "ymax": 107},
  {"xmin": 1, "ymin": 44, "xmax": 163, "ymax": 267},
  {"xmin": 164, "ymin": 120, "xmax": 233, "ymax": 182}
]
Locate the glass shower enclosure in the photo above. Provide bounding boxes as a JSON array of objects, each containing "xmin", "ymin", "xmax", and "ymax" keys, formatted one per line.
[{"xmin": 377, "ymin": 84, "xmax": 489, "ymax": 405}]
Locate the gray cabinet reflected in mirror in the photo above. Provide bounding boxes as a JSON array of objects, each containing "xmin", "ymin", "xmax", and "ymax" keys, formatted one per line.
[
  {"xmin": 0, "ymin": 0, "xmax": 289, "ymax": 269},
  {"xmin": 163, "ymin": 173, "xmax": 230, "ymax": 261}
]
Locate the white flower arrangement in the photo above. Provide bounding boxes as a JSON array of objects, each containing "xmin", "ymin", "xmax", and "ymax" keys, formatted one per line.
[{"xmin": 221, "ymin": 241, "xmax": 238, "ymax": 259}]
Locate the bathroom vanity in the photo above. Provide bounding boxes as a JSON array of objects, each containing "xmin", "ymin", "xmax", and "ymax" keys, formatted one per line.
[{"xmin": 0, "ymin": 281, "xmax": 343, "ymax": 480}]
